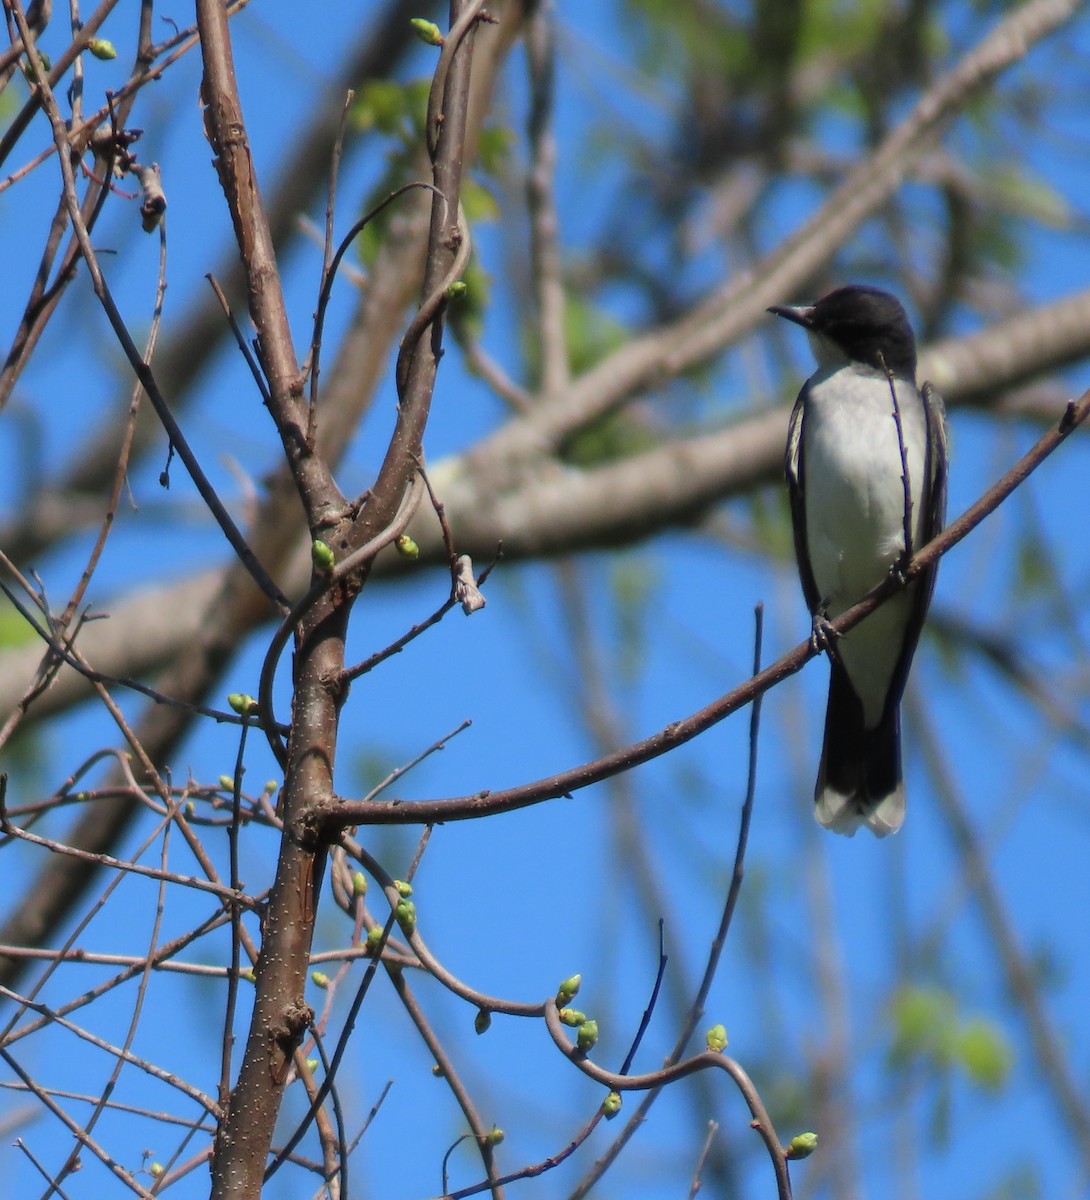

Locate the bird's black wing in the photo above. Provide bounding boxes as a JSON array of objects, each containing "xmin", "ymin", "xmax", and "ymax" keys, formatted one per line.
[
  {"xmin": 919, "ymin": 381, "xmax": 949, "ymax": 589},
  {"xmin": 784, "ymin": 384, "xmax": 823, "ymax": 617},
  {"xmin": 882, "ymin": 380, "xmax": 949, "ymax": 716}
]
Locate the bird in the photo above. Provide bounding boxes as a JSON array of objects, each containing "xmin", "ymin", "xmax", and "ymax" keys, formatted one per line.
[{"xmin": 769, "ymin": 285, "xmax": 947, "ymax": 836}]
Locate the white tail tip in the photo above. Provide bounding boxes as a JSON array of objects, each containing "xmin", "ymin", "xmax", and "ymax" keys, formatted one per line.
[{"xmin": 815, "ymin": 785, "xmax": 905, "ymax": 838}]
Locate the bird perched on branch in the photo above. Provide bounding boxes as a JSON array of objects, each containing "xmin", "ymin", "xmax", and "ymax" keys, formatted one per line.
[{"xmin": 769, "ymin": 285, "xmax": 947, "ymax": 836}]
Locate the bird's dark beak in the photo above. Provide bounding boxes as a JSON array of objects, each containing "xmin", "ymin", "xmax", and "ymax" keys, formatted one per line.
[{"xmin": 767, "ymin": 304, "xmax": 814, "ymax": 329}]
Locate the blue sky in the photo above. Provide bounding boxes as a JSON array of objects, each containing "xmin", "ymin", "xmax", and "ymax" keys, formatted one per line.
[{"xmin": 2, "ymin": 2, "xmax": 1090, "ymax": 1198}]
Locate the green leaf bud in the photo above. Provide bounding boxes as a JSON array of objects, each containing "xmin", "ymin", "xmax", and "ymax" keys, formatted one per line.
[
  {"xmin": 576, "ymin": 1019, "xmax": 599, "ymax": 1053},
  {"xmin": 486, "ymin": 1126, "xmax": 504, "ymax": 1146},
  {"xmin": 352, "ymin": 871, "xmax": 368, "ymax": 897},
  {"xmin": 558, "ymin": 1008, "xmax": 587, "ymax": 1027},
  {"xmin": 956, "ymin": 1017, "xmax": 1012, "ymax": 1091},
  {"xmin": 410, "ymin": 17, "xmax": 444, "ymax": 45},
  {"xmin": 310, "ymin": 970, "xmax": 329, "ymax": 989},
  {"xmin": 395, "ymin": 534, "xmax": 420, "ymax": 560},
  {"xmin": 446, "ymin": 280, "xmax": 468, "ymax": 300},
  {"xmin": 395, "ymin": 898, "xmax": 416, "ymax": 935},
  {"xmin": 474, "ymin": 1008, "xmax": 492, "ymax": 1035},
  {"xmin": 218, "ymin": 775, "xmax": 234, "ymax": 790},
  {"xmin": 393, "ymin": 879, "xmax": 413, "ymax": 897},
  {"xmin": 239, "ymin": 967, "xmax": 256, "ymax": 983},
  {"xmin": 87, "ymin": 38, "xmax": 117, "ymax": 60},
  {"xmin": 432, "ymin": 1063, "xmax": 445, "ymax": 1077},
  {"xmin": 786, "ymin": 1132, "xmax": 818, "ymax": 1160},
  {"xmin": 706, "ymin": 1023, "xmax": 728, "ymax": 1053},
  {"xmin": 227, "ymin": 692, "xmax": 256, "ymax": 715},
  {"xmin": 305, "ymin": 1058, "xmax": 319, "ymax": 1073},
  {"xmin": 264, "ymin": 780, "xmax": 279, "ymax": 795},
  {"xmin": 555, "ymin": 973, "xmax": 582, "ymax": 1005},
  {"xmin": 148, "ymin": 1162, "xmax": 164, "ymax": 1177},
  {"xmin": 602, "ymin": 1090, "xmax": 622, "ymax": 1118},
  {"xmin": 366, "ymin": 925, "xmax": 384, "ymax": 950},
  {"xmin": 311, "ymin": 539, "xmax": 335, "ymax": 573}
]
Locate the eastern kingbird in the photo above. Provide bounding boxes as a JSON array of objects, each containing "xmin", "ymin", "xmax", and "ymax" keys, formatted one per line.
[{"xmin": 769, "ymin": 285, "xmax": 947, "ymax": 836}]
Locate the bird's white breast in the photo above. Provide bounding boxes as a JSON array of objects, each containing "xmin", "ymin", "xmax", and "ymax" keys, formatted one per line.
[{"xmin": 802, "ymin": 363, "xmax": 929, "ymax": 724}]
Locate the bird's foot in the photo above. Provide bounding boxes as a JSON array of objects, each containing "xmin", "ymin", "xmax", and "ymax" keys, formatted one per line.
[
  {"xmin": 888, "ymin": 554, "xmax": 911, "ymax": 587},
  {"xmin": 810, "ymin": 612, "xmax": 841, "ymax": 658}
]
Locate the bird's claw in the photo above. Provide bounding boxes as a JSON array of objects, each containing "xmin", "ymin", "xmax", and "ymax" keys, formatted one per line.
[
  {"xmin": 889, "ymin": 556, "xmax": 910, "ymax": 587},
  {"xmin": 810, "ymin": 612, "xmax": 841, "ymax": 657}
]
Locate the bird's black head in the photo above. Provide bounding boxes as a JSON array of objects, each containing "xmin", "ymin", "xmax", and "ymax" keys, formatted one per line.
[{"xmin": 768, "ymin": 285, "xmax": 917, "ymax": 379}]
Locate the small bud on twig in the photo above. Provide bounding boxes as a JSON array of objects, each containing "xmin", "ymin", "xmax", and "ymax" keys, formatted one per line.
[
  {"xmin": 602, "ymin": 1090, "xmax": 622, "ymax": 1118},
  {"xmin": 395, "ymin": 534, "xmax": 420, "ymax": 561},
  {"xmin": 474, "ymin": 1008, "xmax": 492, "ymax": 1035},
  {"xmin": 785, "ymin": 1132, "xmax": 818, "ymax": 1160},
  {"xmin": 132, "ymin": 162, "xmax": 166, "ymax": 232},
  {"xmin": 555, "ymin": 973, "xmax": 582, "ymax": 1005},
  {"xmin": 395, "ymin": 899, "xmax": 416, "ymax": 935},
  {"xmin": 311, "ymin": 539, "xmax": 335, "ymax": 573},
  {"xmin": 576, "ymin": 1019, "xmax": 599, "ymax": 1053},
  {"xmin": 705, "ymin": 1023, "xmax": 729, "ymax": 1053},
  {"xmin": 87, "ymin": 38, "xmax": 117, "ymax": 60},
  {"xmin": 454, "ymin": 554, "xmax": 486, "ymax": 614},
  {"xmin": 410, "ymin": 17, "xmax": 444, "ymax": 45}
]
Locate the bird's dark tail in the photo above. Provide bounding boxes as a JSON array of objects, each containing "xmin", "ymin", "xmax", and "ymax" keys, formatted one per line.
[{"xmin": 814, "ymin": 663, "xmax": 904, "ymax": 837}]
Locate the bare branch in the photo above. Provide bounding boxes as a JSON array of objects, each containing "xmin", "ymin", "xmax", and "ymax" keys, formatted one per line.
[{"xmin": 325, "ymin": 383, "xmax": 1090, "ymax": 828}]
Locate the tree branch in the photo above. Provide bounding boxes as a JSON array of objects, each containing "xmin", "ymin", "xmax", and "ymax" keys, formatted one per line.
[
  {"xmin": 323, "ymin": 384, "xmax": 1090, "ymax": 828},
  {"xmin": 470, "ymin": 0, "xmax": 1080, "ymax": 468}
]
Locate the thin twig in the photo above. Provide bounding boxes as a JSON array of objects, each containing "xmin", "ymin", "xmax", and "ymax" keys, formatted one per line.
[
  {"xmin": 256, "ymin": 473, "xmax": 427, "ymax": 765},
  {"xmin": 307, "ymin": 87, "xmax": 356, "ymax": 428},
  {"xmin": 341, "ymin": 556, "xmax": 496, "ymax": 687},
  {"xmin": 308, "ymin": 181, "xmax": 442, "ymax": 429},
  {"xmin": 571, "ymin": 604, "xmax": 766, "ymax": 1197},
  {"xmin": 445, "ymin": 1114, "xmax": 601, "ymax": 1200},
  {"xmin": 14, "ymin": 22, "xmax": 290, "ymax": 612},
  {"xmin": 390, "ymin": 968, "xmax": 502, "ymax": 1199},
  {"xmin": 2, "ymin": 1046, "xmax": 156, "ymax": 1198},
  {"xmin": 219, "ymin": 716, "xmax": 251, "ymax": 1124},
  {"xmin": 206, "ymin": 274, "xmax": 271, "ymax": 404},
  {"xmin": 542, "ymin": 1000, "xmax": 792, "ymax": 1200},
  {"xmin": 688, "ymin": 1122, "xmax": 720, "ymax": 1200}
]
